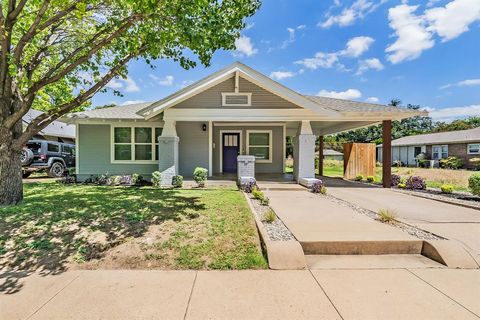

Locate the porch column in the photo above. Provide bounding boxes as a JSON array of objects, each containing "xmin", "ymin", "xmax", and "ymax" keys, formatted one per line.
[
  {"xmin": 293, "ymin": 121, "xmax": 316, "ymax": 182},
  {"xmin": 382, "ymin": 120, "xmax": 392, "ymax": 188},
  {"xmin": 318, "ymin": 135, "xmax": 324, "ymax": 176},
  {"xmin": 158, "ymin": 119, "xmax": 179, "ymax": 187}
]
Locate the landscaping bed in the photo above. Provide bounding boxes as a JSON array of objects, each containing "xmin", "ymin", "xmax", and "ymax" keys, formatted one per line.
[
  {"xmin": 393, "ymin": 188, "xmax": 480, "ymax": 210},
  {"xmin": 0, "ymin": 182, "xmax": 267, "ymax": 271}
]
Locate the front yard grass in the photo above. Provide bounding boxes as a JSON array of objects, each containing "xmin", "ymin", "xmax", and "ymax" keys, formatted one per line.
[{"xmin": 0, "ymin": 182, "xmax": 267, "ymax": 272}]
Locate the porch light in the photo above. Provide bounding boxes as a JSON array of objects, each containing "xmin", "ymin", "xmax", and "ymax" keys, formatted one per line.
[{"xmin": 202, "ymin": 123, "xmax": 207, "ymax": 131}]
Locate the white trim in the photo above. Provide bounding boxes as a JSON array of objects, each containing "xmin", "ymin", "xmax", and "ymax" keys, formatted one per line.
[
  {"xmin": 467, "ymin": 143, "xmax": 480, "ymax": 155},
  {"xmin": 221, "ymin": 92, "xmax": 252, "ymax": 107},
  {"xmin": 219, "ymin": 130, "xmax": 243, "ymax": 173},
  {"xmin": 208, "ymin": 121, "xmax": 213, "ymax": 176},
  {"xmin": 235, "ymin": 71, "xmax": 239, "ymax": 93},
  {"xmin": 75, "ymin": 124, "xmax": 80, "ymax": 174},
  {"xmin": 213, "ymin": 122, "xmax": 286, "ymax": 127},
  {"xmin": 283, "ymin": 124, "xmax": 286, "ymax": 173},
  {"xmin": 110, "ymin": 123, "xmax": 163, "ymax": 164},
  {"xmin": 246, "ymin": 130, "xmax": 273, "ymax": 164}
]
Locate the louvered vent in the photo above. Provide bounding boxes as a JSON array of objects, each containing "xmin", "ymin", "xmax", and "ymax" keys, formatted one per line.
[{"xmin": 221, "ymin": 93, "xmax": 251, "ymax": 106}]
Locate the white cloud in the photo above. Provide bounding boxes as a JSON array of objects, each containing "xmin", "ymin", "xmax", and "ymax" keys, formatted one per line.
[
  {"xmin": 440, "ymin": 78, "xmax": 480, "ymax": 89},
  {"xmin": 366, "ymin": 96, "xmax": 380, "ymax": 103},
  {"xmin": 319, "ymin": 0, "xmax": 387, "ymax": 28},
  {"xmin": 425, "ymin": 0, "xmax": 480, "ymax": 41},
  {"xmin": 107, "ymin": 76, "xmax": 140, "ymax": 92},
  {"xmin": 295, "ymin": 35, "xmax": 374, "ymax": 70},
  {"xmin": 356, "ymin": 58, "xmax": 384, "ymax": 75},
  {"xmin": 269, "ymin": 71, "xmax": 296, "ymax": 80},
  {"xmin": 234, "ymin": 36, "xmax": 258, "ymax": 57},
  {"xmin": 317, "ymin": 88, "xmax": 362, "ymax": 100},
  {"xmin": 342, "ymin": 36, "xmax": 375, "ymax": 57},
  {"xmin": 385, "ymin": 4, "xmax": 435, "ymax": 64},
  {"xmin": 149, "ymin": 74, "xmax": 174, "ymax": 86},
  {"xmin": 426, "ymin": 105, "xmax": 480, "ymax": 121},
  {"xmin": 121, "ymin": 100, "xmax": 145, "ymax": 106}
]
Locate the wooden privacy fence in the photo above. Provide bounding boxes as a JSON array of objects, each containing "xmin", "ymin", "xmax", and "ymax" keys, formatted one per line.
[{"xmin": 343, "ymin": 143, "xmax": 376, "ymax": 179}]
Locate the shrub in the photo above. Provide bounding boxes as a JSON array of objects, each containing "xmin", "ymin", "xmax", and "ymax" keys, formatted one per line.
[
  {"xmin": 469, "ymin": 173, "xmax": 480, "ymax": 196},
  {"xmin": 406, "ymin": 176, "xmax": 426, "ymax": 190},
  {"xmin": 260, "ymin": 197, "xmax": 270, "ymax": 206},
  {"xmin": 263, "ymin": 210, "xmax": 277, "ymax": 223},
  {"xmin": 366, "ymin": 176, "xmax": 375, "ymax": 183},
  {"xmin": 132, "ymin": 173, "xmax": 143, "ymax": 185},
  {"xmin": 355, "ymin": 175, "xmax": 364, "ymax": 181},
  {"xmin": 391, "ymin": 174, "xmax": 401, "ymax": 187},
  {"xmin": 241, "ymin": 180, "xmax": 256, "ymax": 193},
  {"xmin": 151, "ymin": 171, "xmax": 161, "ymax": 187},
  {"xmin": 97, "ymin": 173, "xmax": 111, "ymax": 185},
  {"xmin": 172, "ymin": 175, "xmax": 183, "ymax": 188},
  {"xmin": 469, "ymin": 158, "xmax": 480, "ymax": 170},
  {"xmin": 378, "ymin": 209, "xmax": 396, "ymax": 223},
  {"xmin": 440, "ymin": 184, "xmax": 454, "ymax": 194},
  {"xmin": 393, "ymin": 160, "xmax": 403, "ymax": 168},
  {"xmin": 439, "ymin": 156, "xmax": 463, "ymax": 169},
  {"xmin": 252, "ymin": 186, "xmax": 264, "ymax": 201},
  {"xmin": 193, "ymin": 167, "xmax": 208, "ymax": 187},
  {"xmin": 311, "ymin": 180, "xmax": 327, "ymax": 194},
  {"xmin": 398, "ymin": 182, "xmax": 406, "ymax": 189}
]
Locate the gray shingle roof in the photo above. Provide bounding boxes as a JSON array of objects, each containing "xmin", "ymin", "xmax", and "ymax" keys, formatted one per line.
[
  {"xmin": 304, "ymin": 95, "xmax": 415, "ymax": 113},
  {"xmin": 379, "ymin": 127, "xmax": 480, "ymax": 147},
  {"xmin": 324, "ymin": 149, "xmax": 344, "ymax": 156},
  {"xmin": 66, "ymin": 102, "xmax": 152, "ymax": 120},
  {"xmin": 24, "ymin": 109, "xmax": 76, "ymax": 139}
]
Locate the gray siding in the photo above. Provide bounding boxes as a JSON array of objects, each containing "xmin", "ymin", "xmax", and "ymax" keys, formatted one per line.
[
  {"xmin": 77, "ymin": 124, "xmax": 158, "ymax": 180},
  {"xmin": 213, "ymin": 125, "xmax": 284, "ymax": 174},
  {"xmin": 177, "ymin": 121, "xmax": 209, "ymax": 176},
  {"xmin": 174, "ymin": 77, "xmax": 302, "ymax": 109}
]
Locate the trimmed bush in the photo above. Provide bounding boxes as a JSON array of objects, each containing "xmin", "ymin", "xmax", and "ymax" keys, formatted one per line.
[
  {"xmin": 440, "ymin": 184, "xmax": 454, "ymax": 194},
  {"xmin": 355, "ymin": 175, "xmax": 364, "ymax": 181},
  {"xmin": 252, "ymin": 186, "xmax": 264, "ymax": 201},
  {"xmin": 469, "ymin": 172, "xmax": 480, "ymax": 196},
  {"xmin": 172, "ymin": 175, "xmax": 183, "ymax": 188},
  {"xmin": 439, "ymin": 156, "xmax": 463, "ymax": 169},
  {"xmin": 193, "ymin": 167, "xmax": 208, "ymax": 187},
  {"xmin": 260, "ymin": 197, "xmax": 270, "ymax": 206},
  {"xmin": 406, "ymin": 176, "xmax": 426, "ymax": 190},
  {"xmin": 311, "ymin": 180, "xmax": 327, "ymax": 194},
  {"xmin": 391, "ymin": 174, "xmax": 401, "ymax": 187},
  {"xmin": 366, "ymin": 176, "xmax": 375, "ymax": 183},
  {"xmin": 151, "ymin": 171, "xmax": 161, "ymax": 187},
  {"xmin": 132, "ymin": 173, "xmax": 143, "ymax": 185}
]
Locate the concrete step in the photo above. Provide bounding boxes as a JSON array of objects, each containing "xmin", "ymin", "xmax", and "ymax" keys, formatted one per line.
[
  {"xmin": 306, "ymin": 254, "xmax": 445, "ymax": 269},
  {"xmin": 301, "ymin": 240, "xmax": 424, "ymax": 255}
]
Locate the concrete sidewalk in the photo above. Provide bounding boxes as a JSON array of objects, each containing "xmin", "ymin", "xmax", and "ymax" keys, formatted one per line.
[
  {"xmin": 1, "ymin": 269, "xmax": 479, "ymax": 320},
  {"xmin": 322, "ymin": 177, "xmax": 480, "ymax": 264}
]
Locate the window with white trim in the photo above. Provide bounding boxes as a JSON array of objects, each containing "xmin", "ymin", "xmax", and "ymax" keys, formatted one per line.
[
  {"xmin": 113, "ymin": 126, "xmax": 162, "ymax": 162},
  {"xmin": 468, "ymin": 143, "xmax": 480, "ymax": 155},
  {"xmin": 432, "ymin": 145, "xmax": 448, "ymax": 160},
  {"xmin": 247, "ymin": 130, "xmax": 272, "ymax": 163}
]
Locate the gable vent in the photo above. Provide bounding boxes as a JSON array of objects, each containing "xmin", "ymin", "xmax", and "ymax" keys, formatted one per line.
[{"xmin": 221, "ymin": 92, "xmax": 252, "ymax": 107}]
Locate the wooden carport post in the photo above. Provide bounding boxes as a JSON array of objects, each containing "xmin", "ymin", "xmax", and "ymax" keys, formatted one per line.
[
  {"xmin": 382, "ymin": 120, "xmax": 392, "ymax": 188},
  {"xmin": 318, "ymin": 136, "xmax": 324, "ymax": 176}
]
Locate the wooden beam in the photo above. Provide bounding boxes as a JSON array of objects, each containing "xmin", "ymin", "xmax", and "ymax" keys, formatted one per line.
[
  {"xmin": 382, "ymin": 120, "xmax": 392, "ymax": 188},
  {"xmin": 318, "ymin": 135, "xmax": 324, "ymax": 176}
]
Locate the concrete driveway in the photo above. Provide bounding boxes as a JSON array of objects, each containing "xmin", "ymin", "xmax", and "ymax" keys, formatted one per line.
[{"xmin": 322, "ymin": 177, "xmax": 480, "ymax": 265}]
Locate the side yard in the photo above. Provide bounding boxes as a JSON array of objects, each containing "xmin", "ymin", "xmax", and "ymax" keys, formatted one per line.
[{"xmin": 0, "ymin": 182, "xmax": 267, "ymax": 272}]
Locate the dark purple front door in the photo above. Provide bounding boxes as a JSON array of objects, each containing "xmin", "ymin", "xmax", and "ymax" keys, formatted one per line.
[{"xmin": 222, "ymin": 133, "xmax": 240, "ymax": 173}]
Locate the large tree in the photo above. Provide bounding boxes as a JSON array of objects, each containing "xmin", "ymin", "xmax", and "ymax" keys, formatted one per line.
[{"xmin": 0, "ymin": 0, "xmax": 260, "ymax": 205}]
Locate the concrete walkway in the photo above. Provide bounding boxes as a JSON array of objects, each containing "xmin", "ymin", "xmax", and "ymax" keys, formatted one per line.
[
  {"xmin": 1, "ymin": 269, "xmax": 479, "ymax": 319},
  {"xmin": 322, "ymin": 177, "xmax": 480, "ymax": 264}
]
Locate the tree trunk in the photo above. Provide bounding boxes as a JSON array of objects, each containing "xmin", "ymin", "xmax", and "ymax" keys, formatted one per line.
[{"xmin": 0, "ymin": 127, "xmax": 24, "ymax": 206}]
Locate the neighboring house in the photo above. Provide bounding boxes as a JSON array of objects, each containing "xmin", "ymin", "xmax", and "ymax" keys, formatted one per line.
[
  {"xmin": 23, "ymin": 109, "xmax": 76, "ymax": 143},
  {"xmin": 64, "ymin": 62, "xmax": 421, "ymax": 185},
  {"xmin": 377, "ymin": 127, "xmax": 480, "ymax": 168},
  {"xmin": 323, "ymin": 149, "xmax": 343, "ymax": 161}
]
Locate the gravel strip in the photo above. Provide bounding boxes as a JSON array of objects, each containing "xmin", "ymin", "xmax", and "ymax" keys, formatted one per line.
[
  {"xmin": 319, "ymin": 193, "xmax": 444, "ymax": 240},
  {"xmin": 393, "ymin": 188, "xmax": 480, "ymax": 210},
  {"xmin": 248, "ymin": 194, "xmax": 295, "ymax": 241}
]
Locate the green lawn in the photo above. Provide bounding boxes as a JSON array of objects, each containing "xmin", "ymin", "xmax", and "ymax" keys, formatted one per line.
[{"xmin": 0, "ymin": 182, "xmax": 267, "ymax": 271}]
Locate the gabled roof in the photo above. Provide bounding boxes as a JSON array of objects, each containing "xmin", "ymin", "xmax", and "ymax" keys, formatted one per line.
[
  {"xmin": 139, "ymin": 61, "xmax": 340, "ymax": 119},
  {"xmin": 378, "ymin": 127, "xmax": 480, "ymax": 147},
  {"xmin": 24, "ymin": 109, "xmax": 76, "ymax": 139}
]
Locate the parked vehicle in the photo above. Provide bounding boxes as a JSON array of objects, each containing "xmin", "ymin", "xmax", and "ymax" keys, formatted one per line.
[{"xmin": 21, "ymin": 140, "xmax": 75, "ymax": 178}]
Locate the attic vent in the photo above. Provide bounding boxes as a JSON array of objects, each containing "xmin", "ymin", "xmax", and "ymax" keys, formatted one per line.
[{"xmin": 221, "ymin": 92, "xmax": 252, "ymax": 106}]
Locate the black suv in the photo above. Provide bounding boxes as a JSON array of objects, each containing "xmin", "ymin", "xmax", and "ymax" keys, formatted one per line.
[{"xmin": 21, "ymin": 140, "xmax": 76, "ymax": 178}]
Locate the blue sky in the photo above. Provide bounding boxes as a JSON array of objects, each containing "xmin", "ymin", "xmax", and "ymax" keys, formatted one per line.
[{"xmin": 92, "ymin": 0, "xmax": 480, "ymax": 122}]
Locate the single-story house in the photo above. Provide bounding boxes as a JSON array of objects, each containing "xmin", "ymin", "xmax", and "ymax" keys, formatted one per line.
[
  {"xmin": 64, "ymin": 62, "xmax": 422, "ymax": 186},
  {"xmin": 323, "ymin": 149, "xmax": 344, "ymax": 161},
  {"xmin": 24, "ymin": 109, "xmax": 76, "ymax": 143},
  {"xmin": 377, "ymin": 127, "xmax": 480, "ymax": 168}
]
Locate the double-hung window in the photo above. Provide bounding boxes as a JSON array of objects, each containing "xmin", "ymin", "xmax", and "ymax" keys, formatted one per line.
[
  {"xmin": 247, "ymin": 130, "xmax": 272, "ymax": 163},
  {"xmin": 432, "ymin": 145, "xmax": 448, "ymax": 160},
  {"xmin": 112, "ymin": 126, "xmax": 162, "ymax": 162},
  {"xmin": 468, "ymin": 143, "xmax": 480, "ymax": 155}
]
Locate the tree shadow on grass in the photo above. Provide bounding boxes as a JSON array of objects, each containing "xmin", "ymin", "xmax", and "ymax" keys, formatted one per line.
[{"xmin": 0, "ymin": 182, "xmax": 206, "ymax": 294}]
